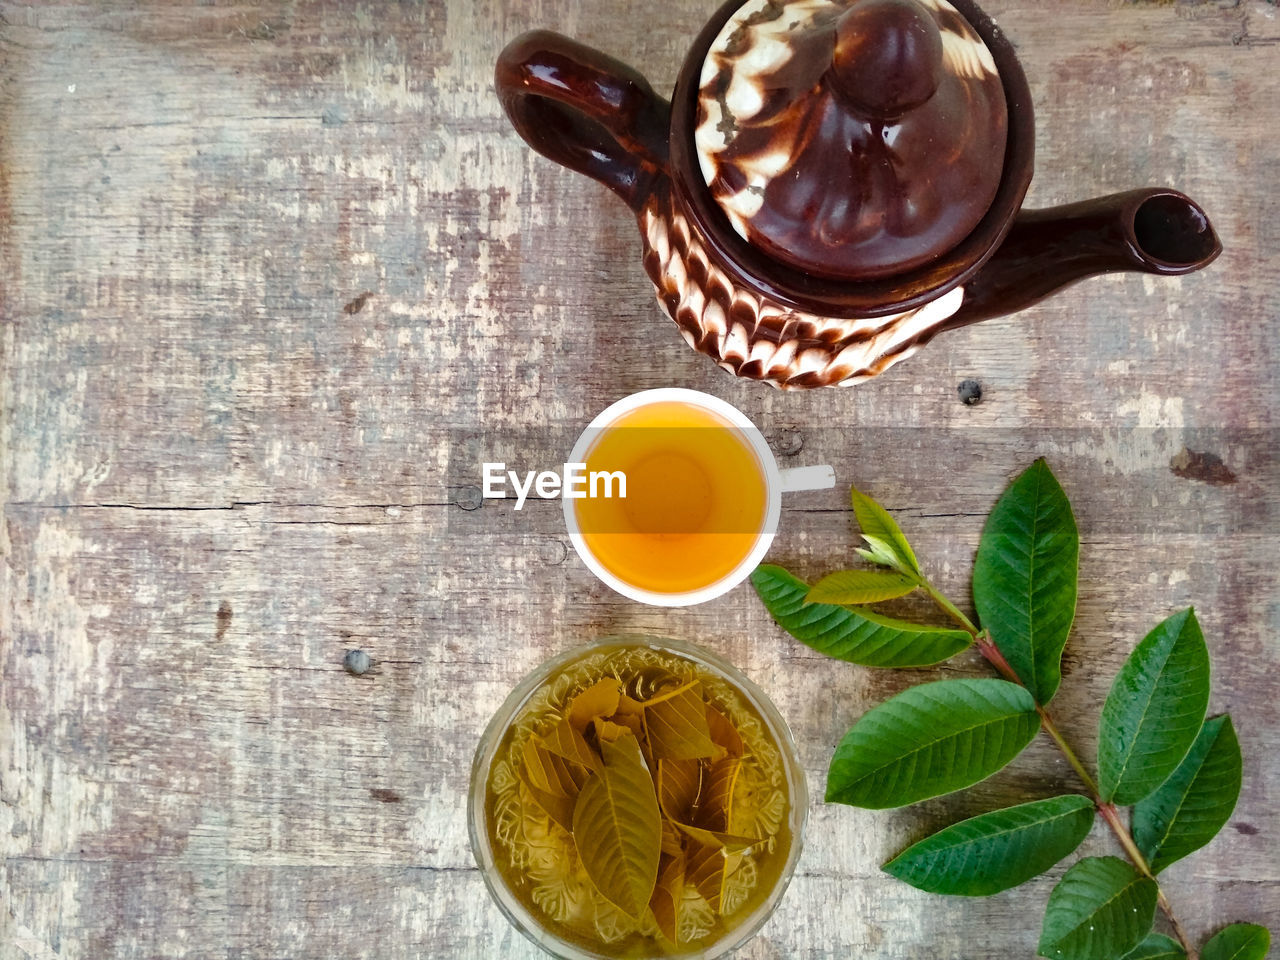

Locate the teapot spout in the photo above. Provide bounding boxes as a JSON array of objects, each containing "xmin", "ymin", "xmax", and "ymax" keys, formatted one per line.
[{"xmin": 942, "ymin": 188, "xmax": 1221, "ymax": 330}]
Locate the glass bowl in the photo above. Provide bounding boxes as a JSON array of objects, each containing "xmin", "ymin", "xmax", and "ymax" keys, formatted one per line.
[{"xmin": 468, "ymin": 635, "xmax": 808, "ymax": 959}]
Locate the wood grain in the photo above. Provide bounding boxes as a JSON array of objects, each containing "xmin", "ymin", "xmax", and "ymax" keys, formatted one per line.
[{"xmin": 2, "ymin": 1, "xmax": 1276, "ymax": 957}]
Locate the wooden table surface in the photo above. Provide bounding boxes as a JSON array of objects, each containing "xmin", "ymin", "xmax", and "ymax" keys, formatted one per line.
[{"xmin": 2, "ymin": 1, "xmax": 1277, "ymax": 957}]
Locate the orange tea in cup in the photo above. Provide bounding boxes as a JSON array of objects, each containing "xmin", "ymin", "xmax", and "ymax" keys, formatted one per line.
[
  {"xmin": 573, "ymin": 399, "xmax": 768, "ymax": 596},
  {"xmin": 566, "ymin": 389, "xmax": 833, "ymax": 606}
]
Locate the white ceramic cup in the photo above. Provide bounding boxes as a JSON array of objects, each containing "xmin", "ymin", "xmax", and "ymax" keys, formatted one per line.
[{"xmin": 564, "ymin": 388, "xmax": 835, "ymax": 606}]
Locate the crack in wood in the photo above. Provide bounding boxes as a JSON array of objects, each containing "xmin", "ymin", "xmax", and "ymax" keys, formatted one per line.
[
  {"xmin": 1233, "ymin": 3, "xmax": 1280, "ymax": 45},
  {"xmin": 4, "ymin": 501, "xmax": 455, "ymax": 511}
]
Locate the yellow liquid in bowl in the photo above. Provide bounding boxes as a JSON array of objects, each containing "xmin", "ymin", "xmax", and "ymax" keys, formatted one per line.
[
  {"xmin": 481, "ymin": 643, "xmax": 797, "ymax": 957},
  {"xmin": 574, "ymin": 402, "xmax": 768, "ymax": 595}
]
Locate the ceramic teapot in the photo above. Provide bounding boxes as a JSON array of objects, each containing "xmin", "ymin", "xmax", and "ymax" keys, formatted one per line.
[{"xmin": 496, "ymin": 0, "xmax": 1221, "ymax": 389}]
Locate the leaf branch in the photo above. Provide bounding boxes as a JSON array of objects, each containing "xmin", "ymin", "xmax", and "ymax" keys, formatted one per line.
[
  {"xmin": 1097, "ymin": 804, "xmax": 1198, "ymax": 959},
  {"xmin": 920, "ymin": 573, "xmax": 1198, "ymax": 959},
  {"xmin": 754, "ymin": 474, "xmax": 1260, "ymax": 959},
  {"xmin": 921, "ymin": 575, "xmax": 1101, "ymax": 794}
]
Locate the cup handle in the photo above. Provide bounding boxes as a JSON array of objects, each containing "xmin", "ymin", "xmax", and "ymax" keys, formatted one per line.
[
  {"xmin": 778, "ymin": 465, "xmax": 837, "ymax": 493},
  {"xmin": 494, "ymin": 30, "xmax": 672, "ymax": 212}
]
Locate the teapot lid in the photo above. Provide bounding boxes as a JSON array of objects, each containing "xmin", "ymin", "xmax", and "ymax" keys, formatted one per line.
[{"xmin": 694, "ymin": 0, "xmax": 1008, "ymax": 282}]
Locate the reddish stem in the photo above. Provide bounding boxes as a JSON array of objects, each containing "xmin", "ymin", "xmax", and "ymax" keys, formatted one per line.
[
  {"xmin": 956, "ymin": 623, "xmax": 1197, "ymax": 956},
  {"xmin": 1097, "ymin": 802, "xmax": 1199, "ymax": 960}
]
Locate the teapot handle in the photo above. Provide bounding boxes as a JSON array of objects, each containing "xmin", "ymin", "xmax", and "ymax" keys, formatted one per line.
[{"xmin": 495, "ymin": 31, "xmax": 671, "ymax": 212}]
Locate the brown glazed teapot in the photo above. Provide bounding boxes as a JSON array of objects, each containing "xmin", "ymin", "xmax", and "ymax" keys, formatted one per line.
[{"xmin": 496, "ymin": 0, "xmax": 1221, "ymax": 389}]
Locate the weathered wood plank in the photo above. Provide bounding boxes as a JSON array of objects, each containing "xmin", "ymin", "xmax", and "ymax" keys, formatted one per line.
[{"xmin": 2, "ymin": 0, "xmax": 1277, "ymax": 957}]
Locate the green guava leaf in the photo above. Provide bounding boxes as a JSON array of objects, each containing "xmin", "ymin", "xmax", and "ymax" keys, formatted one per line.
[
  {"xmin": 827, "ymin": 678, "xmax": 1039, "ymax": 809},
  {"xmin": 1097, "ymin": 608, "xmax": 1210, "ymax": 806},
  {"xmin": 973, "ymin": 458, "xmax": 1079, "ymax": 705},
  {"xmin": 752, "ymin": 565, "xmax": 971, "ymax": 668},
  {"xmin": 884, "ymin": 794, "xmax": 1094, "ymax": 896}
]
